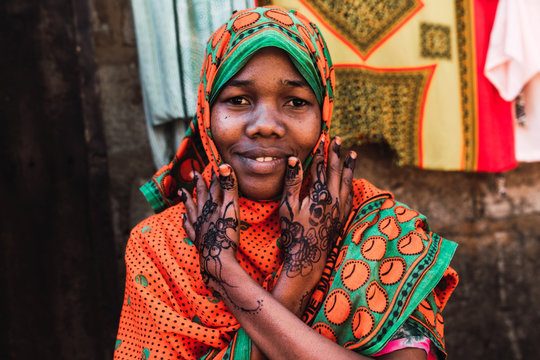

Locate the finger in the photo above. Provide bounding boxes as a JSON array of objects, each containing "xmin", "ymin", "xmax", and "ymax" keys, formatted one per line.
[
  {"xmin": 208, "ymin": 169, "xmax": 223, "ymax": 205},
  {"xmin": 280, "ymin": 157, "xmax": 303, "ymax": 216},
  {"xmin": 179, "ymin": 188, "xmax": 198, "ymax": 225},
  {"xmin": 194, "ymin": 171, "xmax": 208, "ymax": 207},
  {"xmin": 339, "ymin": 151, "xmax": 357, "ymax": 214},
  {"xmin": 182, "ymin": 213, "xmax": 197, "ymax": 243},
  {"xmin": 218, "ymin": 164, "xmax": 240, "ymax": 218},
  {"xmin": 310, "ymin": 138, "xmax": 326, "ymax": 186},
  {"xmin": 327, "ymin": 137, "xmax": 342, "ymax": 195}
]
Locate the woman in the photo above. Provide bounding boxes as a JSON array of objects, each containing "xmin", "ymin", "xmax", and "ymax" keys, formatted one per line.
[{"xmin": 115, "ymin": 6, "xmax": 458, "ymax": 360}]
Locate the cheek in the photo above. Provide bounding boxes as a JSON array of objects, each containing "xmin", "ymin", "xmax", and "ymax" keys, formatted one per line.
[
  {"xmin": 210, "ymin": 111, "xmax": 237, "ymax": 154},
  {"xmin": 295, "ymin": 113, "xmax": 322, "ymax": 158}
]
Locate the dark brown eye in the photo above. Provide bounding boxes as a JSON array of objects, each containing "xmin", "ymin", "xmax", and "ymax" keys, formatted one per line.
[
  {"xmin": 228, "ymin": 96, "xmax": 249, "ymax": 105},
  {"xmin": 287, "ymin": 98, "xmax": 307, "ymax": 107}
]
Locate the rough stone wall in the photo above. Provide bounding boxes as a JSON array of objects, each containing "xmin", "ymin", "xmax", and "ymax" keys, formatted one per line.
[{"xmin": 92, "ymin": 1, "xmax": 540, "ymax": 359}]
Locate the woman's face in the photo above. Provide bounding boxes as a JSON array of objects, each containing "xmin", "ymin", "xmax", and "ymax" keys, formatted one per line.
[{"xmin": 211, "ymin": 47, "xmax": 321, "ymax": 200}]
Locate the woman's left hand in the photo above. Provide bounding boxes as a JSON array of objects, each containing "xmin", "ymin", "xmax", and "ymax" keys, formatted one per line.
[{"xmin": 274, "ymin": 137, "xmax": 356, "ymax": 314}]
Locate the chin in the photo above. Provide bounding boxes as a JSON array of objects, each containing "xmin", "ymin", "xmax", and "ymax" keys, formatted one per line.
[{"xmin": 239, "ymin": 179, "xmax": 283, "ymax": 201}]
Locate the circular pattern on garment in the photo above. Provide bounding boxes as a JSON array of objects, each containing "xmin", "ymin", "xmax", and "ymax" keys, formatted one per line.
[
  {"xmin": 179, "ymin": 158, "xmax": 202, "ymax": 182},
  {"xmin": 351, "ymin": 307, "xmax": 374, "ymax": 339},
  {"xmin": 351, "ymin": 221, "xmax": 370, "ymax": 245},
  {"xmin": 161, "ymin": 174, "xmax": 177, "ymax": 197},
  {"xmin": 324, "ymin": 289, "xmax": 352, "ymax": 325},
  {"xmin": 264, "ymin": 9, "xmax": 294, "ymax": 26},
  {"xmin": 378, "ymin": 216, "xmax": 401, "ymax": 240},
  {"xmin": 380, "ymin": 199, "xmax": 395, "ymax": 210},
  {"xmin": 366, "ymin": 281, "xmax": 388, "ymax": 313},
  {"xmin": 211, "ymin": 24, "xmax": 227, "ymax": 49},
  {"xmin": 313, "ymin": 322, "xmax": 338, "ymax": 342},
  {"xmin": 379, "ymin": 257, "xmax": 406, "ymax": 285},
  {"xmin": 394, "ymin": 206, "xmax": 418, "ymax": 223},
  {"xmin": 361, "ymin": 236, "xmax": 386, "ymax": 261},
  {"xmin": 297, "ymin": 25, "xmax": 316, "ymax": 53},
  {"xmin": 397, "ymin": 231, "xmax": 425, "ymax": 255},
  {"xmin": 232, "ymin": 11, "xmax": 261, "ymax": 32},
  {"xmin": 341, "ymin": 259, "xmax": 370, "ymax": 291}
]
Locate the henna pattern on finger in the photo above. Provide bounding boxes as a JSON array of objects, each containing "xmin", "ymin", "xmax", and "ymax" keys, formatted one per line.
[
  {"xmin": 344, "ymin": 153, "xmax": 356, "ymax": 170},
  {"xmin": 309, "ymin": 161, "xmax": 332, "ymax": 226},
  {"xmin": 219, "ymin": 173, "xmax": 235, "ymax": 190},
  {"xmin": 286, "ymin": 159, "xmax": 300, "ymax": 181}
]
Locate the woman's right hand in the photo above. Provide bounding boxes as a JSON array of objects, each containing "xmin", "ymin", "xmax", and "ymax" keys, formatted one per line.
[
  {"xmin": 274, "ymin": 137, "xmax": 356, "ymax": 314},
  {"xmin": 181, "ymin": 165, "xmax": 241, "ymax": 288}
]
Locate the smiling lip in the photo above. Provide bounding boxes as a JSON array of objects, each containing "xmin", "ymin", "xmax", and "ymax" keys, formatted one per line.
[{"xmin": 237, "ymin": 148, "xmax": 290, "ymax": 175}]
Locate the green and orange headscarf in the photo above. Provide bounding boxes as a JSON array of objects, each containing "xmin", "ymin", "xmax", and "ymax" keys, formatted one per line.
[{"xmin": 141, "ymin": 6, "xmax": 335, "ymax": 212}]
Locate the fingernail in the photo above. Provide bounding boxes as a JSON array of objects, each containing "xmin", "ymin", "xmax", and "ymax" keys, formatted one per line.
[
  {"xmin": 219, "ymin": 164, "xmax": 231, "ymax": 177},
  {"xmin": 178, "ymin": 189, "xmax": 187, "ymax": 203},
  {"xmin": 286, "ymin": 157, "xmax": 300, "ymax": 180},
  {"xmin": 288, "ymin": 157, "xmax": 299, "ymax": 167},
  {"xmin": 218, "ymin": 164, "xmax": 235, "ymax": 190},
  {"xmin": 345, "ymin": 151, "xmax": 357, "ymax": 170}
]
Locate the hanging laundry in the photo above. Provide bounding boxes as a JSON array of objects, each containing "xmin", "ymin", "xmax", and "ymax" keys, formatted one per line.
[
  {"xmin": 131, "ymin": 0, "xmax": 254, "ymax": 167},
  {"xmin": 485, "ymin": 0, "xmax": 540, "ymax": 163},
  {"xmin": 260, "ymin": 0, "xmax": 516, "ymax": 171}
]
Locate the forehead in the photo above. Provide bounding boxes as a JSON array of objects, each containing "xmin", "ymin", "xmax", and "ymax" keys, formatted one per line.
[{"xmin": 221, "ymin": 47, "xmax": 313, "ymax": 94}]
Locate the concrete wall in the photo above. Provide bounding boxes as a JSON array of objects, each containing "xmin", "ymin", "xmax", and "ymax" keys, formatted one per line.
[{"xmin": 92, "ymin": 1, "xmax": 540, "ymax": 358}]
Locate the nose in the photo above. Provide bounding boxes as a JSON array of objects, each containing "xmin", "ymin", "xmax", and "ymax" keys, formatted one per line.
[{"xmin": 245, "ymin": 103, "xmax": 286, "ymax": 138}]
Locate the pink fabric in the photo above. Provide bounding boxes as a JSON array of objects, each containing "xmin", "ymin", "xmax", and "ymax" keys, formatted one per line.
[{"xmin": 373, "ymin": 337, "xmax": 435, "ymax": 359}]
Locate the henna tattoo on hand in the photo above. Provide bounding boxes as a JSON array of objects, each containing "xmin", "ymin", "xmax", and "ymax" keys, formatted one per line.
[
  {"xmin": 197, "ymin": 199, "xmax": 236, "ymax": 284},
  {"xmin": 280, "ymin": 159, "xmax": 344, "ymax": 279},
  {"xmin": 195, "ymin": 194, "xmax": 263, "ymax": 314},
  {"xmin": 280, "ymin": 211, "xmax": 322, "ymax": 277}
]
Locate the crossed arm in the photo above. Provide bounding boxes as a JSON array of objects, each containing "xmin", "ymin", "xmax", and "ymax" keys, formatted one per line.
[{"xmin": 181, "ymin": 138, "xmax": 426, "ymax": 360}]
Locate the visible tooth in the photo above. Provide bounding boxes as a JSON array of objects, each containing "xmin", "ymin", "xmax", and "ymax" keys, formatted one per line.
[
  {"xmin": 264, "ymin": 157, "xmax": 273, "ymax": 162},
  {"xmin": 256, "ymin": 157, "xmax": 265, "ymax": 162}
]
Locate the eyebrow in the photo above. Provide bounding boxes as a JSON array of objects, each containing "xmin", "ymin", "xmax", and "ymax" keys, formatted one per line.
[
  {"xmin": 281, "ymin": 79, "xmax": 310, "ymax": 88},
  {"xmin": 226, "ymin": 79, "xmax": 254, "ymax": 88},
  {"xmin": 225, "ymin": 78, "xmax": 310, "ymax": 88}
]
